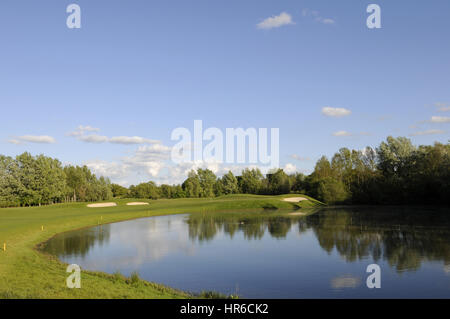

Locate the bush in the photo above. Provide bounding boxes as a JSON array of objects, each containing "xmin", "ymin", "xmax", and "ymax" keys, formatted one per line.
[{"xmin": 317, "ymin": 177, "xmax": 350, "ymax": 204}]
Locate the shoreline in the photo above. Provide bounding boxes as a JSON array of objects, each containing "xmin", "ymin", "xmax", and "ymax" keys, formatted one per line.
[{"xmin": 1, "ymin": 195, "xmax": 313, "ymax": 299}]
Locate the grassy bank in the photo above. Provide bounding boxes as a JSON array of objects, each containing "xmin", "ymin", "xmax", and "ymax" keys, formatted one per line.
[{"xmin": 0, "ymin": 194, "xmax": 322, "ymax": 299}]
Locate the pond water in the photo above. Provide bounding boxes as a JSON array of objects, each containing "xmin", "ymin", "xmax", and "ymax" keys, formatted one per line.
[{"xmin": 43, "ymin": 207, "xmax": 450, "ymax": 298}]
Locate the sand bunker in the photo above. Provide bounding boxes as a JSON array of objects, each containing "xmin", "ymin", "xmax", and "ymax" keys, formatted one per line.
[
  {"xmin": 283, "ymin": 197, "xmax": 309, "ymax": 203},
  {"xmin": 87, "ymin": 202, "xmax": 117, "ymax": 208},
  {"xmin": 288, "ymin": 212, "xmax": 307, "ymax": 216},
  {"xmin": 126, "ymin": 202, "xmax": 149, "ymax": 206}
]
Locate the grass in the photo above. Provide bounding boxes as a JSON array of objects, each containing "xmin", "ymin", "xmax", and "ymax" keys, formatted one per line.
[{"xmin": 0, "ymin": 194, "xmax": 323, "ymax": 299}]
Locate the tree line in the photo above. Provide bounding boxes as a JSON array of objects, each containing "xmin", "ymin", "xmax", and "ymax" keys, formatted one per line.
[
  {"xmin": 0, "ymin": 152, "xmax": 112, "ymax": 207},
  {"xmin": 1, "ymin": 137, "xmax": 449, "ymax": 207},
  {"xmin": 116, "ymin": 136, "xmax": 450, "ymax": 205},
  {"xmin": 111, "ymin": 167, "xmax": 298, "ymax": 200},
  {"xmin": 305, "ymin": 137, "xmax": 450, "ymax": 205}
]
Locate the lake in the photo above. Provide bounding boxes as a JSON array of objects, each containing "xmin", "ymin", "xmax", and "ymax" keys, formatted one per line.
[{"xmin": 42, "ymin": 207, "xmax": 450, "ymax": 298}]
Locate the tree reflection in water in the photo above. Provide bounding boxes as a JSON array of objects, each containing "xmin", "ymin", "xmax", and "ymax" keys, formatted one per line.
[
  {"xmin": 186, "ymin": 207, "xmax": 450, "ymax": 272},
  {"xmin": 186, "ymin": 210, "xmax": 308, "ymax": 241},
  {"xmin": 42, "ymin": 207, "xmax": 450, "ymax": 274},
  {"xmin": 43, "ymin": 224, "xmax": 111, "ymax": 258}
]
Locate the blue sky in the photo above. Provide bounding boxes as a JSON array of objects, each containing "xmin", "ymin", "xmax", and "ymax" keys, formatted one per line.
[{"xmin": 0, "ymin": 1, "xmax": 449, "ymax": 185}]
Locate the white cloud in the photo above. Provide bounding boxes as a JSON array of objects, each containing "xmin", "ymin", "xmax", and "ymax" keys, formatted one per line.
[
  {"xmin": 257, "ymin": 12, "xmax": 294, "ymax": 30},
  {"xmin": 121, "ymin": 144, "xmax": 172, "ymax": 178},
  {"xmin": 78, "ymin": 134, "xmax": 109, "ymax": 143},
  {"xmin": 290, "ymin": 154, "xmax": 311, "ymax": 161},
  {"xmin": 283, "ymin": 163, "xmax": 298, "ymax": 174},
  {"xmin": 84, "ymin": 144, "xmax": 173, "ymax": 185},
  {"xmin": 435, "ymin": 103, "xmax": 450, "ymax": 112},
  {"xmin": 83, "ymin": 137, "xmax": 299, "ymax": 185},
  {"xmin": 332, "ymin": 131, "xmax": 370, "ymax": 137},
  {"xmin": 67, "ymin": 125, "xmax": 100, "ymax": 137},
  {"xmin": 409, "ymin": 129, "xmax": 446, "ymax": 136},
  {"xmin": 68, "ymin": 126, "xmax": 161, "ymax": 145},
  {"xmin": 84, "ymin": 160, "xmax": 131, "ymax": 181},
  {"xmin": 8, "ymin": 135, "xmax": 56, "ymax": 144},
  {"xmin": 144, "ymin": 162, "xmax": 165, "ymax": 177},
  {"xmin": 319, "ymin": 18, "xmax": 335, "ymax": 25},
  {"xmin": 85, "ymin": 141, "xmax": 289, "ymax": 186},
  {"xmin": 322, "ymin": 107, "xmax": 352, "ymax": 117},
  {"xmin": 302, "ymin": 9, "xmax": 335, "ymax": 25},
  {"xmin": 333, "ymin": 131, "xmax": 352, "ymax": 137},
  {"xmin": 430, "ymin": 116, "xmax": 450, "ymax": 123},
  {"xmin": 133, "ymin": 144, "xmax": 172, "ymax": 160},
  {"xmin": 8, "ymin": 139, "xmax": 22, "ymax": 145},
  {"xmin": 109, "ymin": 136, "xmax": 160, "ymax": 145}
]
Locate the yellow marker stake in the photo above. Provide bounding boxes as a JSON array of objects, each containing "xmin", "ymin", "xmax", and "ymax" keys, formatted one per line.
[
  {"xmin": 41, "ymin": 225, "xmax": 44, "ymax": 231},
  {"xmin": 3, "ymin": 243, "xmax": 6, "ymax": 252}
]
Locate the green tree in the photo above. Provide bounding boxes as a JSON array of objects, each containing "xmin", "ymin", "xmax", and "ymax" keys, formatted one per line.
[
  {"xmin": 239, "ymin": 168, "xmax": 263, "ymax": 194},
  {"xmin": 317, "ymin": 177, "xmax": 349, "ymax": 204},
  {"xmin": 63, "ymin": 165, "xmax": 112, "ymax": 202},
  {"xmin": 218, "ymin": 171, "xmax": 239, "ymax": 195},
  {"xmin": 34, "ymin": 155, "xmax": 66, "ymax": 205},
  {"xmin": 159, "ymin": 184, "xmax": 172, "ymax": 198},
  {"xmin": 266, "ymin": 169, "xmax": 290, "ymax": 195},
  {"xmin": 129, "ymin": 182, "xmax": 160, "ymax": 199},
  {"xmin": 15, "ymin": 152, "xmax": 41, "ymax": 205},
  {"xmin": 290, "ymin": 172, "xmax": 306, "ymax": 193},
  {"xmin": 111, "ymin": 183, "xmax": 128, "ymax": 197},
  {"xmin": 170, "ymin": 185, "xmax": 186, "ymax": 198},
  {"xmin": 314, "ymin": 156, "xmax": 333, "ymax": 179},
  {"xmin": 0, "ymin": 155, "xmax": 21, "ymax": 207},
  {"xmin": 182, "ymin": 170, "xmax": 201, "ymax": 198},
  {"xmin": 197, "ymin": 168, "xmax": 217, "ymax": 198},
  {"xmin": 377, "ymin": 136, "xmax": 416, "ymax": 176}
]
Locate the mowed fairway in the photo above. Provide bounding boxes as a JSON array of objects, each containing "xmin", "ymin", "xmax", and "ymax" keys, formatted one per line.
[{"xmin": 0, "ymin": 195, "xmax": 321, "ymax": 298}]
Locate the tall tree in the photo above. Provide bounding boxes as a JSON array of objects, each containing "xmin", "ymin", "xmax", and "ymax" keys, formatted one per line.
[
  {"xmin": 182, "ymin": 170, "xmax": 201, "ymax": 198},
  {"xmin": 239, "ymin": 168, "xmax": 263, "ymax": 194},
  {"xmin": 129, "ymin": 181, "xmax": 160, "ymax": 199},
  {"xmin": 266, "ymin": 169, "xmax": 290, "ymax": 195},
  {"xmin": 218, "ymin": 171, "xmax": 239, "ymax": 195},
  {"xmin": 0, "ymin": 155, "xmax": 21, "ymax": 207},
  {"xmin": 111, "ymin": 183, "xmax": 129, "ymax": 198},
  {"xmin": 197, "ymin": 168, "xmax": 217, "ymax": 198}
]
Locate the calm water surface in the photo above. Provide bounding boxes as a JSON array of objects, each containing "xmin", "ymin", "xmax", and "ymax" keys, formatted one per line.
[{"xmin": 43, "ymin": 207, "xmax": 450, "ymax": 298}]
